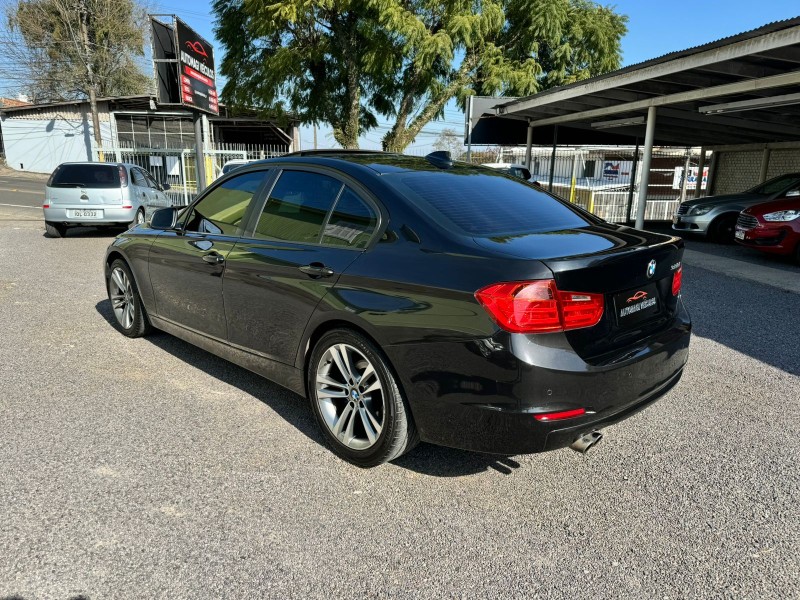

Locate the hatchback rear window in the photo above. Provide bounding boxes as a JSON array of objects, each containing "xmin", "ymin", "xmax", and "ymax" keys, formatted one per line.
[
  {"xmin": 390, "ymin": 171, "xmax": 590, "ymax": 236},
  {"xmin": 49, "ymin": 164, "xmax": 120, "ymax": 189}
]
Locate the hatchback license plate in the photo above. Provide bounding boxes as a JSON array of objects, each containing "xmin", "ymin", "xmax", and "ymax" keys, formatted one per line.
[
  {"xmin": 70, "ymin": 209, "xmax": 102, "ymax": 219},
  {"xmin": 614, "ymin": 283, "xmax": 659, "ymax": 327},
  {"xmin": 735, "ymin": 229, "xmax": 745, "ymax": 240}
]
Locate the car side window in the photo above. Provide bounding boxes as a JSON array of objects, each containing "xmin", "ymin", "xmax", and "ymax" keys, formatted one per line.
[
  {"xmin": 184, "ymin": 170, "xmax": 269, "ymax": 236},
  {"xmin": 253, "ymin": 170, "xmax": 343, "ymax": 243},
  {"xmin": 131, "ymin": 168, "xmax": 147, "ymax": 187},
  {"xmin": 321, "ymin": 187, "xmax": 377, "ymax": 249},
  {"xmin": 143, "ymin": 170, "xmax": 160, "ymax": 189}
]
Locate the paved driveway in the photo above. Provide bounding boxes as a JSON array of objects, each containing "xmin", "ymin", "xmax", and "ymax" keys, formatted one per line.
[{"xmin": 0, "ymin": 198, "xmax": 797, "ymax": 599}]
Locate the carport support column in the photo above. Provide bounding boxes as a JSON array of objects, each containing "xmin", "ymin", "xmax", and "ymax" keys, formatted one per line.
[
  {"xmin": 524, "ymin": 121, "xmax": 533, "ymax": 170},
  {"xmin": 759, "ymin": 147, "xmax": 771, "ymax": 183},
  {"xmin": 635, "ymin": 106, "xmax": 657, "ymax": 229},
  {"xmin": 548, "ymin": 125, "xmax": 558, "ymax": 193},
  {"xmin": 194, "ymin": 111, "xmax": 206, "ymax": 194},
  {"xmin": 693, "ymin": 147, "xmax": 706, "ymax": 199}
]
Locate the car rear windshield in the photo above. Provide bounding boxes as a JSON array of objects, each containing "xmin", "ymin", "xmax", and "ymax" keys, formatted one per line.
[
  {"xmin": 50, "ymin": 164, "xmax": 120, "ymax": 188},
  {"xmin": 389, "ymin": 170, "xmax": 591, "ymax": 236}
]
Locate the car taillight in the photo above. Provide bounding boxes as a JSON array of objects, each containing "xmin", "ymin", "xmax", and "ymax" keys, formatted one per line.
[
  {"xmin": 672, "ymin": 265, "xmax": 682, "ymax": 296},
  {"xmin": 533, "ymin": 408, "xmax": 586, "ymax": 422},
  {"xmin": 475, "ymin": 279, "xmax": 604, "ymax": 334},
  {"xmin": 118, "ymin": 165, "xmax": 128, "ymax": 188}
]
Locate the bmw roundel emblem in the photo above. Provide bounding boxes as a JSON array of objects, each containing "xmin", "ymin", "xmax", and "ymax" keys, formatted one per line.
[{"xmin": 646, "ymin": 259, "xmax": 657, "ymax": 279}]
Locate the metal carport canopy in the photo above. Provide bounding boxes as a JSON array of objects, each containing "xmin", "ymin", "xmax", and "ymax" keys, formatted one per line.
[{"xmin": 483, "ymin": 16, "xmax": 800, "ymax": 227}]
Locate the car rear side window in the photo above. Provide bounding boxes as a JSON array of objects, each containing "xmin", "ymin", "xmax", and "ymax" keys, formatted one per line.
[
  {"xmin": 391, "ymin": 171, "xmax": 590, "ymax": 236},
  {"xmin": 131, "ymin": 168, "xmax": 148, "ymax": 187},
  {"xmin": 49, "ymin": 164, "xmax": 120, "ymax": 189},
  {"xmin": 184, "ymin": 170, "xmax": 269, "ymax": 236},
  {"xmin": 254, "ymin": 171, "xmax": 343, "ymax": 243},
  {"xmin": 322, "ymin": 187, "xmax": 377, "ymax": 249}
]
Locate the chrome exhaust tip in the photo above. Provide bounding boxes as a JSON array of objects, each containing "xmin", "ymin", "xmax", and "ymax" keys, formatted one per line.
[{"xmin": 570, "ymin": 431, "xmax": 603, "ymax": 454}]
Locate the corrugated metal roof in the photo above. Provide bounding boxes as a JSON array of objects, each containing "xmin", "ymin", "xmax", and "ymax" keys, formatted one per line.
[{"xmin": 496, "ymin": 16, "xmax": 800, "ymax": 109}]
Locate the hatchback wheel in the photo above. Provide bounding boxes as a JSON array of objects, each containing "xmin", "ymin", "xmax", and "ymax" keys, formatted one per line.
[
  {"xmin": 44, "ymin": 221, "xmax": 66, "ymax": 238},
  {"xmin": 128, "ymin": 209, "xmax": 145, "ymax": 230},
  {"xmin": 308, "ymin": 329, "xmax": 418, "ymax": 467},
  {"xmin": 106, "ymin": 259, "xmax": 151, "ymax": 338}
]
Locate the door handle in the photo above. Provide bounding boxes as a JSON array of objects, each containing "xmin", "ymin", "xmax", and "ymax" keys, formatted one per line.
[
  {"xmin": 202, "ymin": 252, "xmax": 225, "ymax": 264},
  {"xmin": 299, "ymin": 262, "xmax": 334, "ymax": 278}
]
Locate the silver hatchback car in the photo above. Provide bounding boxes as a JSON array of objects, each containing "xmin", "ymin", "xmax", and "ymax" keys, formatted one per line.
[{"xmin": 43, "ymin": 162, "xmax": 172, "ymax": 237}]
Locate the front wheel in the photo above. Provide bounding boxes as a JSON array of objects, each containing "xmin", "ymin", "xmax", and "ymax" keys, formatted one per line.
[
  {"xmin": 709, "ymin": 214, "xmax": 737, "ymax": 244},
  {"xmin": 106, "ymin": 259, "xmax": 151, "ymax": 338},
  {"xmin": 308, "ymin": 329, "xmax": 418, "ymax": 467}
]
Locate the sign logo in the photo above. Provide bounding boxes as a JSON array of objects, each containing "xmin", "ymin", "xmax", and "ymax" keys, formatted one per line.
[
  {"xmin": 646, "ymin": 260, "xmax": 656, "ymax": 279},
  {"xmin": 627, "ymin": 290, "xmax": 648, "ymax": 303},
  {"xmin": 185, "ymin": 40, "xmax": 208, "ymax": 59}
]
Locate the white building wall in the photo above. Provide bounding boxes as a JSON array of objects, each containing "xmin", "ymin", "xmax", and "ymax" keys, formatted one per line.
[{"xmin": 0, "ymin": 103, "xmax": 113, "ymax": 174}]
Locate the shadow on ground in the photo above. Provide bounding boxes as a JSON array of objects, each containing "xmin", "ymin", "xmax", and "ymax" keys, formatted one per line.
[{"xmin": 95, "ymin": 299, "xmax": 526, "ymax": 477}]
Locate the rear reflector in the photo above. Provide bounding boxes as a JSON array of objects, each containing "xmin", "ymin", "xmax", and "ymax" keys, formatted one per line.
[
  {"xmin": 122, "ymin": 205, "xmax": 132, "ymax": 209},
  {"xmin": 672, "ymin": 265, "xmax": 682, "ymax": 296},
  {"xmin": 533, "ymin": 408, "xmax": 586, "ymax": 422},
  {"xmin": 475, "ymin": 279, "xmax": 604, "ymax": 334},
  {"xmin": 43, "ymin": 204, "xmax": 49, "ymax": 209}
]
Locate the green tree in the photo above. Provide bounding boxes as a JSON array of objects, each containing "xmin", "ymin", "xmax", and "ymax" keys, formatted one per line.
[
  {"xmin": 213, "ymin": 0, "xmax": 398, "ymax": 148},
  {"xmin": 213, "ymin": 0, "xmax": 627, "ymax": 151},
  {"xmin": 5, "ymin": 0, "xmax": 151, "ymax": 148}
]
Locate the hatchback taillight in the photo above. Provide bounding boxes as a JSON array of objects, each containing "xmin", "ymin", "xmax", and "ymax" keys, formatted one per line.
[
  {"xmin": 672, "ymin": 266, "xmax": 682, "ymax": 296},
  {"xmin": 475, "ymin": 279, "xmax": 604, "ymax": 334},
  {"xmin": 118, "ymin": 165, "xmax": 128, "ymax": 188}
]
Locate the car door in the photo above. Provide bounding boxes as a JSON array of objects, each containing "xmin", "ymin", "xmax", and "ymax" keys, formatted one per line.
[
  {"xmin": 143, "ymin": 169, "xmax": 171, "ymax": 209},
  {"xmin": 130, "ymin": 167, "xmax": 154, "ymax": 211},
  {"xmin": 147, "ymin": 169, "xmax": 272, "ymax": 340},
  {"xmin": 223, "ymin": 169, "xmax": 380, "ymax": 364}
]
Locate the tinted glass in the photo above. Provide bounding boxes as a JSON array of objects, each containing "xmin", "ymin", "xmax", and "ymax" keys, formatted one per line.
[
  {"xmin": 50, "ymin": 164, "xmax": 120, "ymax": 189},
  {"xmin": 750, "ymin": 174, "xmax": 800, "ymax": 195},
  {"xmin": 184, "ymin": 170, "xmax": 268, "ymax": 235},
  {"xmin": 143, "ymin": 170, "xmax": 159, "ymax": 189},
  {"xmin": 391, "ymin": 171, "xmax": 590, "ymax": 236},
  {"xmin": 254, "ymin": 171, "xmax": 342, "ymax": 243},
  {"xmin": 322, "ymin": 188, "xmax": 377, "ymax": 248}
]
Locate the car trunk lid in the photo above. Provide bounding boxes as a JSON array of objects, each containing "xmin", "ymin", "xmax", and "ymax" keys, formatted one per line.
[{"xmin": 474, "ymin": 223, "xmax": 685, "ymax": 362}]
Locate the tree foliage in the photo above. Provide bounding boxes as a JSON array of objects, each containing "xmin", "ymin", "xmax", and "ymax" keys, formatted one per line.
[
  {"xmin": 213, "ymin": 0, "xmax": 627, "ymax": 150},
  {"xmin": 5, "ymin": 0, "xmax": 151, "ymax": 103}
]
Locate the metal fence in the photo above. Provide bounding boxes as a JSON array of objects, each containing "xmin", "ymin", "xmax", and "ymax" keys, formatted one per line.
[
  {"xmin": 98, "ymin": 142, "xmax": 288, "ymax": 206},
  {"xmin": 442, "ymin": 146, "xmax": 711, "ymax": 222}
]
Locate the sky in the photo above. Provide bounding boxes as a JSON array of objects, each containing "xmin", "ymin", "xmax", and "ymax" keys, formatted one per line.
[{"xmin": 5, "ymin": 1, "xmax": 800, "ymax": 151}]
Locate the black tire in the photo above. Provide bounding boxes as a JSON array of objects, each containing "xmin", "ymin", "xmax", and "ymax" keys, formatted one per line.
[
  {"xmin": 128, "ymin": 208, "xmax": 145, "ymax": 230},
  {"xmin": 105, "ymin": 259, "xmax": 152, "ymax": 338},
  {"xmin": 709, "ymin": 214, "xmax": 738, "ymax": 244},
  {"xmin": 307, "ymin": 329, "xmax": 418, "ymax": 467},
  {"xmin": 44, "ymin": 221, "xmax": 66, "ymax": 238}
]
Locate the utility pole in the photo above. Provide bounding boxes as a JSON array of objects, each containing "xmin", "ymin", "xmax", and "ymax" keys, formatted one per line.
[{"xmin": 78, "ymin": 0, "xmax": 103, "ymax": 160}]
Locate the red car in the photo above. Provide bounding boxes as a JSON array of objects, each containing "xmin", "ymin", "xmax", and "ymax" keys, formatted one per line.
[{"xmin": 735, "ymin": 194, "xmax": 800, "ymax": 263}]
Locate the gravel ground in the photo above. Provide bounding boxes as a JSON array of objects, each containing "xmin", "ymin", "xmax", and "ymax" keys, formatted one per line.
[{"xmin": 0, "ymin": 205, "xmax": 798, "ymax": 599}]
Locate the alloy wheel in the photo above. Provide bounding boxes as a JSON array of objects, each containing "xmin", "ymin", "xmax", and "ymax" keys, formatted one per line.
[
  {"xmin": 315, "ymin": 343, "xmax": 385, "ymax": 450},
  {"xmin": 109, "ymin": 267, "xmax": 135, "ymax": 329}
]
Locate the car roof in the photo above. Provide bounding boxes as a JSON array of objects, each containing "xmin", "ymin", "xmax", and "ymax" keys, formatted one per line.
[{"xmin": 243, "ymin": 151, "xmax": 490, "ymax": 177}]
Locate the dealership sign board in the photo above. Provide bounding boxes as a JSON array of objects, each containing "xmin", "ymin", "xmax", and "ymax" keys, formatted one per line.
[{"xmin": 151, "ymin": 16, "xmax": 219, "ymax": 115}]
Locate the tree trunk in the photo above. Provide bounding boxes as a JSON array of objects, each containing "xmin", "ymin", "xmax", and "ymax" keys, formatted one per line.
[
  {"xmin": 79, "ymin": 1, "xmax": 103, "ymax": 158},
  {"xmin": 331, "ymin": 13, "xmax": 360, "ymax": 149},
  {"xmin": 382, "ymin": 56, "xmax": 476, "ymax": 153}
]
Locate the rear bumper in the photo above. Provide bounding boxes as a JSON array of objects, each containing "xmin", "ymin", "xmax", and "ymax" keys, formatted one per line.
[
  {"xmin": 386, "ymin": 302, "xmax": 691, "ymax": 455},
  {"xmin": 44, "ymin": 205, "xmax": 136, "ymax": 225}
]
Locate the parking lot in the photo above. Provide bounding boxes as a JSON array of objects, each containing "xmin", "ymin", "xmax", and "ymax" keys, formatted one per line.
[{"xmin": 0, "ymin": 181, "xmax": 798, "ymax": 598}]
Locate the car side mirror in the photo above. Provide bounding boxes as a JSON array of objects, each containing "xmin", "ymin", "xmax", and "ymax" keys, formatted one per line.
[
  {"xmin": 161, "ymin": 182, "xmax": 171, "ymax": 191},
  {"xmin": 150, "ymin": 207, "xmax": 178, "ymax": 230}
]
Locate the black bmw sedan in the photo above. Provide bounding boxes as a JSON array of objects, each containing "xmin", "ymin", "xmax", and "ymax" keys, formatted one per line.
[{"xmin": 104, "ymin": 151, "xmax": 691, "ymax": 467}]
